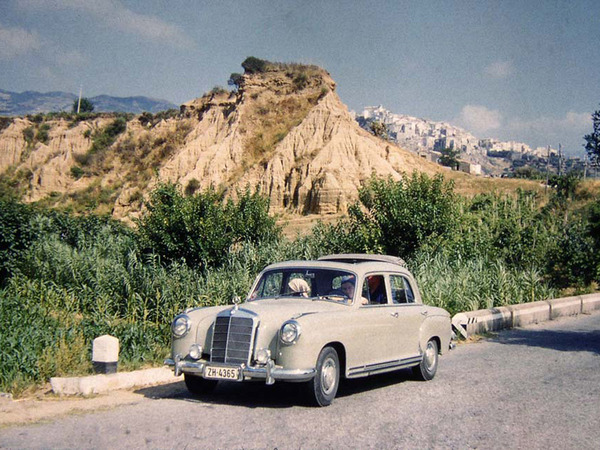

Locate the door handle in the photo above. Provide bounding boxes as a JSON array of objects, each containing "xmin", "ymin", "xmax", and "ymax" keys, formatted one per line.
[
  {"xmin": 421, "ymin": 311, "xmax": 428, "ymax": 316},
  {"xmin": 390, "ymin": 312, "xmax": 399, "ymax": 318}
]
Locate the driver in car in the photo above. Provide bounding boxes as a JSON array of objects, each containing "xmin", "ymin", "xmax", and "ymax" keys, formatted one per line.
[{"xmin": 340, "ymin": 275, "xmax": 355, "ymax": 299}]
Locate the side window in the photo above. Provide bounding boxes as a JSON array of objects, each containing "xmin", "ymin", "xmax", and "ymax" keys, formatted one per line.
[
  {"xmin": 390, "ymin": 275, "xmax": 415, "ymax": 304},
  {"xmin": 362, "ymin": 274, "xmax": 389, "ymax": 305},
  {"xmin": 403, "ymin": 277, "xmax": 415, "ymax": 303}
]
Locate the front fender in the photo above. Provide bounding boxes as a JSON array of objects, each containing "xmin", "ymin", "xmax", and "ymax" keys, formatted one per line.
[{"xmin": 274, "ymin": 314, "xmax": 349, "ymax": 371}]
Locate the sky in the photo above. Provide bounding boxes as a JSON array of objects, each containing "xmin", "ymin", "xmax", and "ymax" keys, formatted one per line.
[{"xmin": 1, "ymin": 0, "xmax": 599, "ymax": 156}]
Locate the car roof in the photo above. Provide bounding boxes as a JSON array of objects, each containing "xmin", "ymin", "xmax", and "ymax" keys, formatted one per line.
[
  {"xmin": 318, "ymin": 254, "xmax": 406, "ymax": 266},
  {"xmin": 262, "ymin": 254, "xmax": 410, "ymax": 277}
]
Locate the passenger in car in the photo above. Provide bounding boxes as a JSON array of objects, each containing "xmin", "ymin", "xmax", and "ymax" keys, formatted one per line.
[
  {"xmin": 367, "ymin": 275, "xmax": 387, "ymax": 304},
  {"xmin": 288, "ymin": 278, "xmax": 310, "ymax": 297}
]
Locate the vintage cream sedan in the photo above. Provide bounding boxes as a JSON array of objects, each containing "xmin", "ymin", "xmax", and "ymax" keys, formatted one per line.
[{"xmin": 165, "ymin": 254, "xmax": 452, "ymax": 406}]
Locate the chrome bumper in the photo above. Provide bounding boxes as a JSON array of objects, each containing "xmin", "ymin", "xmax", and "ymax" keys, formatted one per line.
[{"xmin": 165, "ymin": 356, "xmax": 316, "ymax": 385}]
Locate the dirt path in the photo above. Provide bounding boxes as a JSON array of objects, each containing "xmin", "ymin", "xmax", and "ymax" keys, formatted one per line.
[{"xmin": 0, "ymin": 382, "xmax": 179, "ymax": 428}]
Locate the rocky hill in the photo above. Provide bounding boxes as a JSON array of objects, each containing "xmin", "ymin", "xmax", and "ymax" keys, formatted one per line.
[
  {"xmin": 0, "ymin": 89, "xmax": 177, "ymax": 116},
  {"xmin": 0, "ymin": 60, "xmax": 445, "ymax": 220}
]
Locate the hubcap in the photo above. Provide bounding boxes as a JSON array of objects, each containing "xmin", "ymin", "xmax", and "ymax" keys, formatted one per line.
[
  {"xmin": 321, "ymin": 357, "xmax": 337, "ymax": 395},
  {"xmin": 424, "ymin": 341, "xmax": 437, "ymax": 371}
]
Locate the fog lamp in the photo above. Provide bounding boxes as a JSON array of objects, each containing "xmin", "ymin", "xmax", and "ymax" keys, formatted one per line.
[
  {"xmin": 189, "ymin": 343, "xmax": 203, "ymax": 360},
  {"xmin": 255, "ymin": 348, "xmax": 271, "ymax": 365}
]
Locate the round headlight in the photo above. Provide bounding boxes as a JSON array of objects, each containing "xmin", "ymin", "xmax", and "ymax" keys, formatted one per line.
[
  {"xmin": 172, "ymin": 314, "xmax": 190, "ymax": 338},
  {"xmin": 280, "ymin": 320, "xmax": 301, "ymax": 345},
  {"xmin": 189, "ymin": 343, "xmax": 203, "ymax": 360}
]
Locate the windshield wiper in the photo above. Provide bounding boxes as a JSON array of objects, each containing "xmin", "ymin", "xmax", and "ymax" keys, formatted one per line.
[{"xmin": 316, "ymin": 294, "xmax": 347, "ymax": 302}]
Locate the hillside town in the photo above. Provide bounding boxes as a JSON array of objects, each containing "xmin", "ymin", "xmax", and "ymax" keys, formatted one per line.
[{"xmin": 356, "ymin": 105, "xmax": 590, "ymax": 177}]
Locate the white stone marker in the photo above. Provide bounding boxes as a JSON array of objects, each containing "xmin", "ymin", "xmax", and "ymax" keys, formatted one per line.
[{"xmin": 92, "ymin": 335, "xmax": 119, "ymax": 374}]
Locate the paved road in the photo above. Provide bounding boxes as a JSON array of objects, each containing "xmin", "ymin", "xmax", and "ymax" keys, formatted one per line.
[{"xmin": 2, "ymin": 312, "xmax": 600, "ymax": 449}]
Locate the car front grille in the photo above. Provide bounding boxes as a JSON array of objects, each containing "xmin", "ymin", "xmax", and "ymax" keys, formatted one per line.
[{"xmin": 210, "ymin": 314, "xmax": 255, "ymax": 365}]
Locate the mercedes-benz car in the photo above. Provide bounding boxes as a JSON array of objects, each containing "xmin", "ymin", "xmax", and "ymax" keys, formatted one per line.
[{"xmin": 165, "ymin": 254, "xmax": 452, "ymax": 406}]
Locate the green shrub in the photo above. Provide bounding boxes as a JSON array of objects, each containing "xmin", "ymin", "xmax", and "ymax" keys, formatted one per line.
[
  {"xmin": 452, "ymin": 190, "xmax": 557, "ymax": 268},
  {"xmin": 35, "ymin": 123, "xmax": 51, "ymax": 144},
  {"xmin": 349, "ymin": 172, "xmax": 458, "ymax": 258},
  {"xmin": 242, "ymin": 56, "xmax": 268, "ymax": 74},
  {"xmin": 137, "ymin": 183, "xmax": 281, "ymax": 269},
  {"xmin": 545, "ymin": 220, "xmax": 598, "ymax": 288},
  {"xmin": 293, "ymin": 72, "xmax": 309, "ymax": 90},
  {"xmin": 184, "ymin": 178, "xmax": 200, "ymax": 196},
  {"xmin": 79, "ymin": 117, "xmax": 128, "ymax": 165},
  {"xmin": 72, "ymin": 97, "xmax": 94, "ymax": 113},
  {"xmin": 410, "ymin": 251, "xmax": 556, "ymax": 314},
  {"xmin": 23, "ymin": 126, "xmax": 34, "ymax": 144},
  {"xmin": 0, "ymin": 200, "xmax": 35, "ymax": 285},
  {"xmin": 0, "ymin": 117, "xmax": 13, "ymax": 132},
  {"xmin": 228, "ymin": 72, "xmax": 244, "ymax": 90},
  {"xmin": 208, "ymin": 86, "xmax": 228, "ymax": 96},
  {"xmin": 70, "ymin": 166, "xmax": 84, "ymax": 179}
]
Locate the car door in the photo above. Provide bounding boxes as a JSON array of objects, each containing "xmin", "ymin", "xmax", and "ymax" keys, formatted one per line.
[
  {"xmin": 387, "ymin": 274, "xmax": 427, "ymax": 359},
  {"xmin": 345, "ymin": 273, "xmax": 407, "ymax": 375}
]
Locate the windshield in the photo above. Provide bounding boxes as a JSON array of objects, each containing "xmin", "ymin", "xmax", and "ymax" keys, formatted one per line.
[{"xmin": 249, "ymin": 268, "xmax": 357, "ymax": 304}]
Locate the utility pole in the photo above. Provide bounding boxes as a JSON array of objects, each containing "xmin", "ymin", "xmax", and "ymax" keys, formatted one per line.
[
  {"xmin": 77, "ymin": 86, "xmax": 82, "ymax": 114},
  {"xmin": 545, "ymin": 145, "xmax": 550, "ymax": 193},
  {"xmin": 558, "ymin": 144, "xmax": 563, "ymax": 176}
]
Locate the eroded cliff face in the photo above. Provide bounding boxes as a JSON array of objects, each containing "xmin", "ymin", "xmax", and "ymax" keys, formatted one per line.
[
  {"xmin": 158, "ymin": 65, "xmax": 440, "ymax": 215},
  {"xmin": 0, "ymin": 64, "xmax": 441, "ymax": 219},
  {"xmin": 0, "ymin": 117, "xmax": 112, "ymax": 202}
]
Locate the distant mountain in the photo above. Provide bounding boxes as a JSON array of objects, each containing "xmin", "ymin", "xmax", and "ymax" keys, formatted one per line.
[{"xmin": 0, "ymin": 89, "xmax": 178, "ymax": 116}]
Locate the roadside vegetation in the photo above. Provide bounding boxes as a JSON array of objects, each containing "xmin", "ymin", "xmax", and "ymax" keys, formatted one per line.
[{"xmin": 1, "ymin": 172, "xmax": 599, "ymax": 395}]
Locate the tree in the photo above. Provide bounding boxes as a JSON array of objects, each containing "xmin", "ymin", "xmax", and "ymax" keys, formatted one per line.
[
  {"xmin": 369, "ymin": 121, "xmax": 388, "ymax": 140},
  {"xmin": 137, "ymin": 183, "xmax": 281, "ymax": 269},
  {"xmin": 349, "ymin": 172, "xmax": 458, "ymax": 258},
  {"xmin": 72, "ymin": 97, "xmax": 94, "ymax": 114},
  {"xmin": 439, "ymin": 147, "xmax": 460, "ymax": 169},
  {"xmin": 228, "ymin": 73, "xmax": 244, "ymax": 91},
  {"xmin": 241, "ymin": 57, "xmax": 268, "ymax": 74},
  {"xmin": 584, "ymin": 106, "xmax": 600, "ymax": 163}
]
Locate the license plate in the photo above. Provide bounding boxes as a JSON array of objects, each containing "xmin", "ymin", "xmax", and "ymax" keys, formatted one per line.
[{"xmin": 204, "ymin": 365, "xmax": 240, "ymax": 381}]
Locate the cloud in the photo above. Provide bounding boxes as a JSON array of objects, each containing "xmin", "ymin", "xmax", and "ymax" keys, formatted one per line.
[
  {"xmin": 453, "ymin": 106, "xmax": 590, "ymax": 154},
  {"xmin": 21, "ymin": 0, "xmax": 193, "ymax": 48},
  {"xmin": 484, "ymin": 60, "xmax": 514, "ymax": 79},
  {"xmin": 505, "ymin": 111, "xmax": 591, "ymax": 153},
  {"xmin": 455, "ymin": 105, "xmax": 503, "ymax": 135},
  {"xmin": 0, "ymin": 22, "xmax": 87, "ymax": 68},
  {"xmin": 49, "ymin": 48, "xmax": 88, "ymax": 67},
  {"xmin": 0, "ymin": 25, "xmax": 41, "ymax": 59},
  {"xmin": 507, "ymin": 111, "xmax": 590, "ymax": 135}
]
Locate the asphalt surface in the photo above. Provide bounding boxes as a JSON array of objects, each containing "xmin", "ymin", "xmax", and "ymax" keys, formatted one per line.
[{"xmin": 1, "ymin": 312, "xmax": 600, "ymax": 449}]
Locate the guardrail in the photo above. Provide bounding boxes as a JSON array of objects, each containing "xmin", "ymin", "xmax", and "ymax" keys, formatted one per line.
[{"xmin": 452, "ymin": 293, "xmax": 600, "ymax": 339}]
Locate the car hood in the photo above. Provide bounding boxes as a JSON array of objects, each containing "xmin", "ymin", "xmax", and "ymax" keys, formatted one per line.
[
  {"xmin": 183, "ymin": 298, "xmax": 349, "ymax": 351},
  {"xmin": 238, "ymin": 297, "xmax": 347, "ymax": 322}
]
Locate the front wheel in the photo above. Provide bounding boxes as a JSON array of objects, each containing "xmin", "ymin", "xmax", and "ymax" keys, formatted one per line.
[
  {"xmin": 305, "ymin": 346, "xmax": 340, "ymax": 407},
  {"xmin": 184, "ymin": 374, "xmax": 218, "ymax": 396},
  {"xmin": 413, "ymin": 339, "xmax": 439, "ymax": 381}
]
